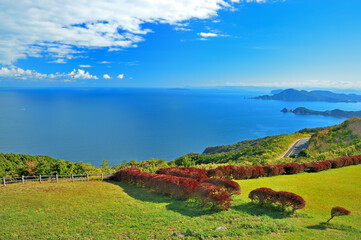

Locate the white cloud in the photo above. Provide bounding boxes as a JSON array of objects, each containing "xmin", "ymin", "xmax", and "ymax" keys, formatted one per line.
[
  {"xmin": 174, "ymin": 27, "xmax": 192, "ymax": 31},
  {"xmin": 117, "ymin": 74, "xmax": 124, "ymax": 79},
  {"xmin": 198, "ymin": 32, "xmax": 219, "ymax": 38},
  {"xmin": 0, "ymin": 67, "xmax": 47, "ymax": 80},
  {"xmin": 0, "ymin": 0, "xmax": 246, "ymax": 65},
  {"xmin": 99, "ymin": 61, "xmax": 111, "ymax": 64},
  {"xmin": 79, "ymin": 65, "xmax": 92, "ymax": 68},
  {"xmin": 0, "ymin": 67, "xmax": 100, "ymax": 81},
  {"xmin": 103, "ymin": 74, "xmax": 111, "ymax": 79},
  {"xmin": 49, "ymin": 59, "xmax": 66, "ymax": 64}
]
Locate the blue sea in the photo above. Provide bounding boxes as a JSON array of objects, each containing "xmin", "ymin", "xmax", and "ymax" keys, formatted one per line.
[{"xmin": 1, "ymin": 87, "xmax": 360, "ymax": 167}]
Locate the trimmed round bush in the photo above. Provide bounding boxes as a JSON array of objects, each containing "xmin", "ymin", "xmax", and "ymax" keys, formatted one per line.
[
  {"xmin": 206, "ymin": 169, "xmax": 223, "ymax": 178},
  {"xmin": 282, "ymin": 163, "xmax": 304, "ymax": 174}
]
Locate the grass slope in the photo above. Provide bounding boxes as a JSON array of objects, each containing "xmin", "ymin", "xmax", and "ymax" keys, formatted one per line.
[{"xmin": 1, "ymin": 165, "xmax": 360, "ymax": 239}]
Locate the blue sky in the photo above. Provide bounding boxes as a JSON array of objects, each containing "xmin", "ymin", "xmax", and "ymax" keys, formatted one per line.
[{"xmin": 0, "ymin": 0, "xmax": 360, "ymax": 88}]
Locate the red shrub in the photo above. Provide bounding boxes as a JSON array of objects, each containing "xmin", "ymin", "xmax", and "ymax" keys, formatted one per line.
[
  {"xmin": 231, "ymin": 166, "xmax": 253, "ymax": 179},
  {"xmin": 156, "ymin": 167, "xmax": 208, "ymax": 182},
  {"xmin": 302, "ymin": 162, "xmax": 322, "ymax": 172},
  {"xmin": 251, "ymin": 166, "xmax": 265, "ymax": 179},
  {"xmin": 350, "ymin": 155, "xmax": 361, "ymax": 165},
  {"xmin": 249, "ymin": 188, "xmax": 277, "ymax": 205},
  {"xmin": 195, "ymin": 183, "xmax": 231, "ymax": 211},
  {"xmin": 249, "ymin": 187, "xmax": 305, "ymax": 213},
  {"xmin": 206, "ymin": 169, "xmax": 223, "ymax": 178},
  {"xmin": 202, "ymin": 178, "xmax": 241, "ymax": 196},
  {"xmin": 262, "ymin": 165, "xmax": 280, "ymax": 177},
  {"xmin": 275, "ymin": 191, "xmax": 306, "ymax": 212},
  {"xmin": 275, "ymin": 165, "xmax": 285, "ymax": 175},
  {"xmin": 318, "ymin": 160, "xmax": 332, "ymax": 171},
  {"xmin": 114, "ymin": 167, "xmax": 142, "ymax": 182},
  {"xmin": 216, "ymin": 165, "xmax": 234, "ymax": 178},
  {"xmin": 282, "ymin": 163, "xmax": 304, "ymax": 174},
  {"xmin": 329, "ymin": 158, "xmax": 343, "ymax": 168}
]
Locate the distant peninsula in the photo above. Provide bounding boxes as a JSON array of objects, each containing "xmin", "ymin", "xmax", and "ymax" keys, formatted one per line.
[
  {"xmin": 281, "ymin": 107, "xmax": 361, "ymax": 118},
  {"xmin": 254, "ymin": 89, "xmax": 361, "ymax": 102}
]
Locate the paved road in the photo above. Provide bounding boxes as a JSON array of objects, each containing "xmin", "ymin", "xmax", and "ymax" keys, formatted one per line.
[{"xmin": 283, "ymin": 138, "xmax": 311, "ymax": 158}]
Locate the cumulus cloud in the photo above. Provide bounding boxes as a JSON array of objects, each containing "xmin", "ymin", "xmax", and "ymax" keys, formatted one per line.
[
  {"xmin": 103, "ymin": 74, "xmax": 111, "ymax": 79},
  {"xmin": 117, "ymin": 74, "xmax": 124, "ymax": 79},
  {"xmin": 0, "ymin": 67, "xmax": 99, "ymax": 81},
  {"xmin": 0, "ymin": 0, "xmax": 246, "ymax": 65}
]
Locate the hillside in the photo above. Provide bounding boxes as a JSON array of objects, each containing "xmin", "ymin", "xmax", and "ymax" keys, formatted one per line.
[
  {"xmin": 174, "ymin": 118, "xmax": 361, "ymax": 167},
  {"xmin": 254, "ymin": 89, "xmax": 361, "ymax": 102},
  {"xmin": 307, "ymin": 118, "xmax": 361, "ymax": 160},
  {"xmin": 1, "ymin": 165, "xmax": 360, "ymax": 239}
]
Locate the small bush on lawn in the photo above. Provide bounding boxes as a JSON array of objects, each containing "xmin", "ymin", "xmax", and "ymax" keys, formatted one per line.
[
  {"xmin": 195, "ymin": 183, "xmax": 231, "ymax": 211},
  {"xmin": 302, "ymin": 162, "xmax": 322, "ymax": 172},
  {"xmin": 262, "ymin": 165, "xmax": 281, "ymax": 177},
  {"xmin": 327, "ymin": 207, "xmax": 351, "ymax": 222},
  {"xmin": 156, "ymin": 167, "xmax": 208, "ymax": 182},
  {"xmin": 350, "ymin": 154, "xmax": 361, "ymax": 165},
  {"xmin": 202, "ymin": 178, "xmax": 241, "ymax": 196},
  {"xmin": 251, "ymin": 166, "xmax": 265, "ymax": 179},
  {"xmin": 249, "ymin": 187, "xmax": 305, "ymax": 213}
]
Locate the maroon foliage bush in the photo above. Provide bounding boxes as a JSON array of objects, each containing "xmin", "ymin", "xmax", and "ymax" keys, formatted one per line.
[
  {"xmin": 282, "ymin": 163, "xmax": 304, "ymax": 174},
  {"xmin": 275, "ymin": 191, "xmax": 306, "ymax": 212},
  {"xmin": 156, "ymin": 167, "xmax": 208, "ymax": 182},
  {"xmin": 195, "ymin": 183, "xmax": 231, "ymax": 211},
  {"xmin": 302, "ymin": 162, "xmax": 322, "ymax": 172},
  {"xmin": 329, "ymin": 158, "xmax": 344, "ymax": 168},
  {"xmin": 249, "ymin": 187, "xmax": 277, "ymax": 205},
  {"xmin": 262, "ymin": 165, "xmax": 281, "ymax": 177},
  {"xmin": 231, "ymin": 166, "xmax": 254, "ymax": 179},
  {"xmin": 216, "ymin": 165, "xmax": 234, "ymax": 178},
  {"xmin": 276, "ymin": 165, "xmax": 285, "ymax": 175},
  {"xmin": 114, "ymin": 167, "xmax": 142, "ymax": 182},
  {"xmin": 202, "ymin": 178, "xmax": 241, "ymax": 196},
  {"xmin": 350, "ymin": 154, "xmax": 361, "ymax": 165},
  {"xmin": 251, "ymin": 166, "xmax": 265, "ymax": 179},
  {"xmin": 318, "ymin": 160, "xmax": 332, "ymax": 171},
  {"xmin": 327, "ymin": 206, "xmax": 351, "ymax": 222},
  {"xmin": 249, "ymin": 187, "xmax": 305, "ymax": 213},
  {"xmin": 206, "ymin": 169, "xmax": 224, "ymax": 178}
]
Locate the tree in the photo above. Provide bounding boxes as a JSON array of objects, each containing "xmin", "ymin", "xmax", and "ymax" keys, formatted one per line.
[{"xmin": 100, "ymin": 159, "xmax": 110, "ymax": 173}]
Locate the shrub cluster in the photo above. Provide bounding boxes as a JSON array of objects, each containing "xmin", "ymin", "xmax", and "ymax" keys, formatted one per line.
[
  {"xmin": 114, "ymin": 167, "xmax": 199, "ymax": 198},
  {"xmin": 249, "ymin": 187, "xmax": 305, "ymax": 213},
  {"xmin": 215, "ymin": 165, "xmax": 265, "ymax": 180},
  {"xmin": 282, "ymin": 163, "xmax": 304, "ymax": 174},
  {"xmin": 262, "ymin": 165, "xmax": 285, "ymax": 177},
  {"xmin": 156, "ymin": 167, "xmax": 208, "ymax": 182},
  {"xmin": 206, "ymin": 169, "xmax": 223, "ymax": 178},
  {"xmin": 195, "ymin": 183, "xmax": 231, "ymax": 211},
  {"xmin": 115, "ymin": 167, "xmax": 240, "ymax": 211},
  {"xmin": 202, "ymin": 178, "xmax": 241, "ymax": 196}
]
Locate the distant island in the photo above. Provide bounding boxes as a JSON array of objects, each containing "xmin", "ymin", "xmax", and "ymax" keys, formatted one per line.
[
  {"xmin": 281, "ymin": 107, "xmax": 361, "ymax": 118},
  {"xmin": 254, "ymin": 89, "xmax": 361, "ymax": 102}
]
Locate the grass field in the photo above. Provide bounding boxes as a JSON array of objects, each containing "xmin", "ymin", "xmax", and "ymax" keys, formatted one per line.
[{"xmin": 1, "ymin": 165, "xmax": 360, "ymax": 239}]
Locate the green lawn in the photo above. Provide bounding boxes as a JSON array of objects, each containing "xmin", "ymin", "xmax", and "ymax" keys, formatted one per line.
[{"xmin": 1, "ymin": 165, "xmax": 360, "ymax": 239}]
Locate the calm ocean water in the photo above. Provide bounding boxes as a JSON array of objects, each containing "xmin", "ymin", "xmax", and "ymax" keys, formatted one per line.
[{"xmin": 1, "ymin": 87, "xmax": 360, "ymax": 166}]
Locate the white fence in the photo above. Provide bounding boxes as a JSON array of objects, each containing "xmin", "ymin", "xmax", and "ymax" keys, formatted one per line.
[{"xmin": 1, "ymin": 173, "xmax": 113, "ymax": 186}]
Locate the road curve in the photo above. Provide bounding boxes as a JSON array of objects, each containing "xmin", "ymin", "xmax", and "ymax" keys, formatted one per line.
[{"xmin": 283, "ymin": 137, "xmax": 311, "ymax": 158}]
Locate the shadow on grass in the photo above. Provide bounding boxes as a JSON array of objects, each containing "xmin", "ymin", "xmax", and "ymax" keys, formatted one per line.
[
  {"xmin": 107, "ymin": 180, "xmax": 214, "ymax": 217},
  {"xmin": 306, "ymin": 222, "xmax": 361, "ymax": 233},
  {"xmin": 232, "ymin": 202, "xmax": 290, "ymax": 219}
]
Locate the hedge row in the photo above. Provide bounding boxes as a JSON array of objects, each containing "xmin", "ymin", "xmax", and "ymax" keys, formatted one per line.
[
  {"xmin": 249, "ymin": 187, "xmax": 305, "ymax": 213},
  {"xmin": 114, "ymin": 167, "xmax": 240, "ymax": 211},
  {"xmin": 214, "ymin": 165, "xmax": 265, "ymax": 180},
  {"xmin": 156, "ymin": 167, "xmax": 208, "ymax": 182}
]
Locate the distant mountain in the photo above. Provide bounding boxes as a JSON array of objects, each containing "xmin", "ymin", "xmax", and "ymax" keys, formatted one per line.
[
  {"xmin": 254, "ymin": 89, "xmax": 361, "ymax": 102},
  {"xmin": 270, "ymin": 89, "xmax": 284, "ymax": 95},
  {"xmin": 281, "ymin": 107, "xmax": 361, "ymax": 118}
]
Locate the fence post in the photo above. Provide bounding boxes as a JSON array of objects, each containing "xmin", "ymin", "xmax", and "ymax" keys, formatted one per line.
[
  {"xmin": 56, "ymin": 174, "xmax": 58, "ymax": 183},
  {"xmin": 22, "ymin": 175, "xmax": 24, "ymax": 184},
  {"xmin": 3, "ymin": 177, "xmax": 5, "ymax": 187},
  {"xmin": 86, "ymin": 174, "xmax": 89, "ymax": 181},
  {"xmin": 71, "ymin": 174, "xmax": 74, "ymax": 182},
  {"xmin": 39, "ymin": 175, "xmax": 42, "ymax": 184},
  {"xmin": 101, "ymin": 173, "xmax": 103, "ymax": 181}
]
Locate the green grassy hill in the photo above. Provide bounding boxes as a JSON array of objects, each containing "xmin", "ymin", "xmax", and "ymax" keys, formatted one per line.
[{"xmin": 1, "ymin": 165, "xmax": 360, "ymax": 239}]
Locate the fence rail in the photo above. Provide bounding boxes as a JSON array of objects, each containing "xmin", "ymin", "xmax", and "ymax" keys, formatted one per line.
[{"xmin": 1, "ymin": 173, "xmax": 113, "ymax": 186}]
